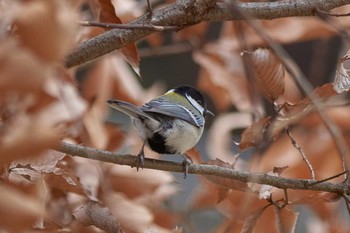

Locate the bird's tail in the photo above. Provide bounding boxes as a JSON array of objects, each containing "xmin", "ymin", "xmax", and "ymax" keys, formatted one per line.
[{"xmin": 107, "ymin": 100, "xmax": 154, "ymax": 120}]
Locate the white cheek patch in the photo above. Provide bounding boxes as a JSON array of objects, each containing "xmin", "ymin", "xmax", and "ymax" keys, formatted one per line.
[
  {"xmin": 186, "ymin": 94, "xmax": 204, "ymax": 115},
  {"xmin": 165, "ymin": 89, "xmax": 175, "ymax": 94}
]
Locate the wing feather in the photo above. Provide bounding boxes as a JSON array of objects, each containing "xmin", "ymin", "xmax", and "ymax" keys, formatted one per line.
[{"xmin": 141, "ymin": 99, "xmax": 203, "ymax": 127}]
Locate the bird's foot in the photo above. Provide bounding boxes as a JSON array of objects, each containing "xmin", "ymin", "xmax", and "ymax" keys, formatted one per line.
[
  {"xmin": 182, "ymin": 157, "xmax": 192, "ymax": 179},
  {"xmin": 136, "ymin": 142, "xmax": 146, "ymax": 171},
  {"xmin": 136, "ymin": 152, "xmax": 145, "ymax": 171}
]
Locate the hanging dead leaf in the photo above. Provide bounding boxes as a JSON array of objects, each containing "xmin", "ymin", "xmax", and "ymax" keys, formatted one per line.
[
  {"xmin": 73, "ymin": 201, "xmax": 124, "ymax": 233},
  {"xmin": 275, "ymin": 207, "xmax": 299, "ymax": 233},
  {"xmin": 96, "ymin": 0, "xmax": 140, "ymax": 76},
  {"xmin": 242, "ymin": 48, "xmax": 285, "ymax": 101},
  {"xmin": 121, "ymin": 43, "xmax": 141, "ymax": 77},
  {"xmin": 239, "ymin": 116, "xmax": 271, "ymax": 150},
  {"xmin": 241, "ymin": 205, "xmax": 270, "ymax": 233}
]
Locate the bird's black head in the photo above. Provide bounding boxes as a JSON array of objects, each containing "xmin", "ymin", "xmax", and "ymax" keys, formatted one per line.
[{"xmin": 173, "ymin": 86, "xmax": 214, "ymax": 117}]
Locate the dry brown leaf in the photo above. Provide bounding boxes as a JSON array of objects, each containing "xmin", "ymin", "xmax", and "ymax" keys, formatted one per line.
[
  {"xmin": 202, "ymin": 159, "xmax": 250, "ymax": 192},
  {"xmin": 239, "ymin": 116, "xmax": 271, "ymax": 150},
  {"xmin": 97, "ymin": 0, "xmax": 140, "ymax": 76},
  {"xmin": 74, "ymin": 201, "xmax": 124, "ymax": 233},
  {"xmin": 241, "ymin": 205, "xmax": 270, "ymax": 233},
  {"xmin": 10, "ymin": 151, "xmax": 86, "ymax": 195},
  {"xmin": 98, "ymin": 0, "xmax": 122, "ymax": 24},
  {"xmin": 121, "ymin": 43, "xmax": 141, "ymax": 77},
  {"xmin": 15, "ymin": 0, "xmax": 78, "ymax": 63},
  {"xmin": 275, "ymin": 207, "xmax": 299, "ymax": 233},
  {"xmin": 242, "ymin": 48, "xmax": 285, "ymax": 101}
]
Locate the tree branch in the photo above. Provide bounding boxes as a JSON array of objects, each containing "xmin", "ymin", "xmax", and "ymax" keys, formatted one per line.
[
  {"xmin": 64, "ymin": 0, "xmax": 350, "ymax": 68},
  {"xmin": 57, "ymin": 141, "xmax": 350, "ymax": 195}
]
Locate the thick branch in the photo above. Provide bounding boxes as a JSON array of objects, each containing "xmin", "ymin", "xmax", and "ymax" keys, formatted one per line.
[
  {"xmin": 65, "ymin": 0, "xmax": 350, "ymax": 68},
  {"xmin": 58, "ymin": 141, "xmax": 350, "ymax": 195}
]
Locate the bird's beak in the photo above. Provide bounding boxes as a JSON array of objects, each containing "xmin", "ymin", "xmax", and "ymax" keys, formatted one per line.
[{"xmin": 204, "ymin": 109, "xmax": 214, "ymax": 117}]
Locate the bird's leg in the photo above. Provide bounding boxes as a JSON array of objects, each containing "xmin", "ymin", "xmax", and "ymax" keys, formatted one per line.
[
  {"xmin": 136, "ymin": 141, "xmax": 146, "ymax": 171},
  {"xmin": 181, "ymin": 154, "xmax": 193, "ymax": 179}
]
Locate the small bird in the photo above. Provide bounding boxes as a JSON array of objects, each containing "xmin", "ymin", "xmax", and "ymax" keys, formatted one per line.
[{"xmin": 107, "ymin": 85, "xmax": 214, "ymax": 177}]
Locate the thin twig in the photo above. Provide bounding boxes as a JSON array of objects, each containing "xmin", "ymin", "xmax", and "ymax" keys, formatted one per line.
[
  {"xmin": 308, "ymin": 170, "xmax": 349, "ymax": 186},
  {"xmin": 57, "ymin": 141, "xmax": 350, "ymax": 195},
  {"xmin": 317, "ymin": 9, "xmax": 350, "ymax": 17},
  {"xmin": 286, "ymin": 129, "xmax": 315, "ymax": 180},
  {"xmin": 78, "ymin": 20, "xmax": 179, "ymax": 31}
]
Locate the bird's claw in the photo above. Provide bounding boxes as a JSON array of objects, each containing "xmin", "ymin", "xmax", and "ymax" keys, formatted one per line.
[
  {"xmin": 182, "ymin": 158, "xmax": 192, "ymax": 179},
  {"xmin": 136, "ymin": 152, "xmax": 145, "ymax": 171},
  {"xmin": 136, "ymin": 142, "xmax": 146, "ymax": 171}
]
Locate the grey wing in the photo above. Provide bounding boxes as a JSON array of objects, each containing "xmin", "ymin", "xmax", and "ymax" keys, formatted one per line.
[
  {"xmin": 141, "ymin": 99, "xmax": 204, "ymax": 127},
  {"xmin": 107, "ymin": 100, "xmax": 156, "ymax": 121}
]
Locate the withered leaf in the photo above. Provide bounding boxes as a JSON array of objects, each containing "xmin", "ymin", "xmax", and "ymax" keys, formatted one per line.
[
  {"xmin": 242, "ymin": 48, "xmax": 285, "ymax": 101},
  {"xmin": 275, "ymin": 207, "xmax": 299, "ymax": 233},
  {"xmin": 239, "ymin": 116, "xmax": 272, "ymax": 150},
  {"xmin": 97, "ymin": 0, "xmax": 140, "ymax": 76},
  {"xmin": 241, "ymin": 205, "xmax": 270, "ymax": 233}
]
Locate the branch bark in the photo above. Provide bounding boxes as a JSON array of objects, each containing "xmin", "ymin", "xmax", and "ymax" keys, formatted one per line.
[
  {"xmin": 64, "ymin": 0, "xmax": 350, "ymax": 68},
  {"xmin": 58, "ymin": 141, "xmax": 350, "ymax": 195}
]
